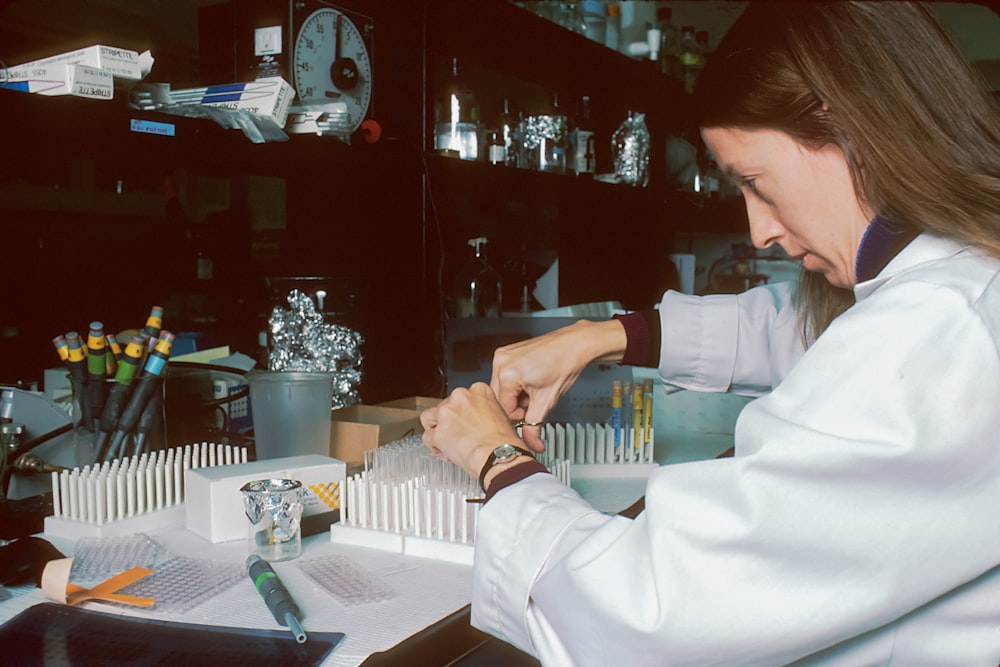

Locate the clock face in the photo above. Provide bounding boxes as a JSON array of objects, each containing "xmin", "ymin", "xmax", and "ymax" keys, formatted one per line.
[{"xmin": 293, "ymin": 6, "xmax": 372, "ymax": 133}]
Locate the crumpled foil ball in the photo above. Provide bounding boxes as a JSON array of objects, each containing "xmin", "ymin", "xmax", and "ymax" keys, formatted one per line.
[
  {"xmin": 268, "ymin": 289, "xmax": 364, "ymax": 408},
  {"xmin": 612, "ymin": 112, "xmax": 650, "ymax": 187}
]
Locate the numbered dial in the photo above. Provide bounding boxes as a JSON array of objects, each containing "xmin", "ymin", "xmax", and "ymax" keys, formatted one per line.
[{"xmin": 293, "ymin": 7, "xmax": 372, "ymax": 133}]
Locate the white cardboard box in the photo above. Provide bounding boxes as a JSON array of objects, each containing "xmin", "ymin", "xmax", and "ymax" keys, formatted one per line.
[
  {"xmin": 6, "ymin": 44, "xmax": 146, "ymax": 81},
  {"xmin": 0, "ymin": 63, "xmax": 113, "ymax": 99},
  {"xmin": 184, "ymin": 454, "xmax": 346, "ymax": 543},
  {"xmin": 169, "ymin": 77, "xmax": 294, "ymax": 126}
]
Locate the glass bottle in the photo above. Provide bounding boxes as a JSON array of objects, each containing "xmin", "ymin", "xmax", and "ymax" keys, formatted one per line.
[
  {"xmin": 527, "ymin": 91, "xmax": 567, "ymax": 174},
  {"xmin": 433, "ymin": 57, "xmax": 480, "ymax": 160},
  {"xmin": 581, "ymin": 1, "xmax": 606, "ymax": 45},
  {"xmin": 605, "ymin": 3, "xmax": 621, "ymax": 52},
  {"xmin": 569, "ymin": 95, "xmax": 595, "ymax": 177},
  {"xmin": 500, "ymin": 97, "xmax": 522, "ymax": 168},
  {"xmin": 657, "ymin": 6, "xmax": 680, "ymax": 78},
  {"xmin": 454, "ymin": 237, "xmax": 502, "ymax": 318},
  {"xmin": 486, "ymin": 130, "xmax": 505, "ymax": 166},
  {"xmin": 679, "ymin": 26, "xmax": 702, "ymax": 94},
  {"xmin": 695, "ymin": 30, "xmax": 711, "ymax": 61}
]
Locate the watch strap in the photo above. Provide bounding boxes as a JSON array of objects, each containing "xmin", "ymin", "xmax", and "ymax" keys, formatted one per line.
[
  {"xmin": 483, "ymin": 459, "xmax": 549, "ymax": 503},
  {"xmin": 478, "ymin": 444, "xmax": 534, "ymax": 492}
]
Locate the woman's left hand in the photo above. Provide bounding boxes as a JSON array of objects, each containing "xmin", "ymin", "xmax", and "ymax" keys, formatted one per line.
[{"xmin": 420, "ymin": 382, "xmax": 523, "ymax": 480}]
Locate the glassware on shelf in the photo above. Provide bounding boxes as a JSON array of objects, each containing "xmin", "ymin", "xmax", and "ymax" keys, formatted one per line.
[
  {"xmin": 453, "ymin": 237, "xmax": 502, "ymax": 318},
  {"xmin": 581, "ymin": 1, "xmax": 607, "ymax": 45},
  {"xmin": 522, "ymin": 114, "xmax": 568, "ymax": 174},
  {"xmin": 612, "ymin": 111, "xmax": 650, "ymax": 187},
  {"xmin": 499, "ymin": 97, "xmax": 523, "ymax": 168},
  {"xmin": 657, "ymin": 6, "xmax": 680, "ymax": 77},
  {"xmin": 569, "ymin": 95, "xmax": 595, "ymax": 177},
  {"xmin": 433, "ymin": 57, "xmax": 480, "ymax": 160},
  {"xmin": 679, "ymin": 26, "xmax": 704, "ymax": 94}
]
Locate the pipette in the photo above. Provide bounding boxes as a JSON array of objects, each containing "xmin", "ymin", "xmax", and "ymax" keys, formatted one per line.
[{"xmin": 246, "ymin": 554, "xmax": 307, "ymax": 644}]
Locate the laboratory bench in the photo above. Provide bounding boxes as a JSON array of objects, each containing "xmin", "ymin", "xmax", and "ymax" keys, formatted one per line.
[{"xmin": 0, "ymin": 380, "xmax": 743, "ymax": 665}]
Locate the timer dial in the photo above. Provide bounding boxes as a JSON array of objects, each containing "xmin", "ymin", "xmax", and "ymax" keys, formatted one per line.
[{"xmin": 293, "ymin": 6, "xmax": 372, "ymax": 134}]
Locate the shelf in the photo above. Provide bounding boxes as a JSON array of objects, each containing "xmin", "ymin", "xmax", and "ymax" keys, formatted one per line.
[{"xmin": 425, "ymin": 0, "xmax": 685, "ymax": 128}]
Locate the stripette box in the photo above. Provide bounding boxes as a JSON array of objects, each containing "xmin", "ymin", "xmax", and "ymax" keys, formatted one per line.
[
  {"xmin": 184, "ymin": 454, "xmax": 345, "ymax": 543},
  {"xmin": 0, "ymin": 63, "xmax": 114, "ymax": 99},
  {"xmin": 5, "ymin": 44, "xmax": 147, "ymax": 81}
]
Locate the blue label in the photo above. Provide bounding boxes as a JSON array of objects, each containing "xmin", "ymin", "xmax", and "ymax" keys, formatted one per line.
[{"xmin": 130, "ymin": 119, "xmax": 176, "ymax": 136}]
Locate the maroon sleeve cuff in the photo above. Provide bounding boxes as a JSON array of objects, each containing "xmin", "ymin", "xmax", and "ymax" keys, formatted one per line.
[
  {"xmin": 483, "ymin": 459, "xmax": 550, "ymax": 503},
  {"xmin": 613, "ymin": 310, "xmax": 661, "ymax": 367}
]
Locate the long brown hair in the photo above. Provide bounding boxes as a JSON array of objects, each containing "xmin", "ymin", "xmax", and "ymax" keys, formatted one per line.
[{"xmin": 694, "ymin": 2, "xmax": 1000, "ymax": 343}]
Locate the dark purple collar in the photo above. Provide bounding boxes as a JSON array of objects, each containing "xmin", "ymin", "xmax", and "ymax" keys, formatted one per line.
[{"xmin": 855, "ymin": 216, "xmax": 918, "ymax": 283}]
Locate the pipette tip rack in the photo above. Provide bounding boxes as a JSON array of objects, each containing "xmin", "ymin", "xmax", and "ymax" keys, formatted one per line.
[{"xmin": 44, "ymin": 442, "xmax": 248, "ymax": 540}]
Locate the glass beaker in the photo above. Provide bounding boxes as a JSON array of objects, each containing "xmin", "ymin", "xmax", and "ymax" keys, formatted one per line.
[
  {"xmin": 241, "ymin": 478, "xmax": 304, "ymax": 562},
  {"xmin": 522, "ymin": 115, "xmax": 568, "ymax": 173}
]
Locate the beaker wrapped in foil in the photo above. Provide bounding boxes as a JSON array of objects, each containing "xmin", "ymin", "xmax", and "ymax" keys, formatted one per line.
[
  {"xmin": 611, "ymin": 111, "xmax": 650, "ymax": 187},
  {"xmin": 241, "ymin": 478, "xmax": 303, "ymax": 562},
  {"xmin": 268, "ymin": 288, "xmax": 363, "ymax": 409},
  {"xmin": 521, "ymin": 114, "xmax": 568, "ymax": 173}
]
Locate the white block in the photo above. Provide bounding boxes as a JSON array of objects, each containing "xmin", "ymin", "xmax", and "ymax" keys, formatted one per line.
[{"xmin": 184, "ymin": 454, "xmax": 346, "ymax": 543}]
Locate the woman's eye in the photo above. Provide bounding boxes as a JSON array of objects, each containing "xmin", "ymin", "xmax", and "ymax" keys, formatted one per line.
[{"xmin": 743, "ymin": 178, "xmax": 758, "ymax": 192}]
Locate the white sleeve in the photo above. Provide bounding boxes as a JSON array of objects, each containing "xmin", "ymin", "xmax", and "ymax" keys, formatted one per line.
[
  {"xmin": 471, "ymin": 276, "xmax": 1000, "ymax": 665},
  {"xmin": 658, "ymin": 282, "xmax": 804, "ymax": 395}
]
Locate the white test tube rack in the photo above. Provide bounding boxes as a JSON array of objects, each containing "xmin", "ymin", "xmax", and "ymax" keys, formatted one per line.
[
  {"xmin": 534, "ymin": 422, "xmax": 659, "ymax": 479},
  {"xmin": 43, "ymin": 442, "xmax": 248, "ymax": 540},
  {"xmin": 331, "ymin": 456, "xmax": 572, "ymax": 566}
]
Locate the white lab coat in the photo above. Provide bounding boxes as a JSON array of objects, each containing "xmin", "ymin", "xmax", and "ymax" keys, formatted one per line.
[{"xmin": 472, "ymin": 233, "xmax": 1000, "ymax": 666}]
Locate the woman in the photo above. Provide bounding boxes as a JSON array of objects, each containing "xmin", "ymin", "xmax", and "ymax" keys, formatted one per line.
[{"xmin": 421, "ymin": 3, "xmax": 1000, "ymax": 664}]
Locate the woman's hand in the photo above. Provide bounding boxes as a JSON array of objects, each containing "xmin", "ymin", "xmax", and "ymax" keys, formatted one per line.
[
  {"xmin": 421, "ymin": 382, "xmax": 522, "ymax": 480},
  {"xmin": 489, "ymin": 319, "xmax": 628, "ymax": 451}
]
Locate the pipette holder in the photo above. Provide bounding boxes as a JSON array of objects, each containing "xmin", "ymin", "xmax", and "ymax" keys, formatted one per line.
[
  {"xmin": 331, "ymin": 458, "xmax": 572, "ymax": 566},
  {"xmin": 535, "ymin": 421, "xmax": 658, "ymax": 478},
  {"xmin": 331, "ymin": 428, "xmax": 652, "ymax": 565},
  {"xmin": 44, "ymin": 442, "xmax": 248, "ymax": 540}
]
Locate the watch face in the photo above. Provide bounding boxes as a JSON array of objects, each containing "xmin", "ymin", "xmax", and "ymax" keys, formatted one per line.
[
  {"xmin": 494, "ymin": 443, "xmax": 518, "ymax": 461},
  {"xmin": 293, "ymin": 6, "xmax": 372, "ymax": 133}
]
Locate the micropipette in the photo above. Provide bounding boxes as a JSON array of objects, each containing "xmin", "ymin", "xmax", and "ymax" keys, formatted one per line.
[{"xmin": 246, "ymin": 554, "xmax": 307, "ymax": 644}]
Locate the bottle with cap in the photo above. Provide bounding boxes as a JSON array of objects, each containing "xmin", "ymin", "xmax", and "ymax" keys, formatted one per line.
[
  {"xmin": 679, "ymin": 26, "xmax": 703, "ymax": 94},
  {"xmin": 569, "ymin": 95, "xmax": 596, "ymax": 177},
  {"xmin": 434, "ymin": 56, "xmax": 480, "ymax": 160},
  {"xmin": 499, "ymin": 97, "xmax": 522, "ymax": 168},
  {"xmin": 657, "ymin": 6, "xmax": 680, "ymax": 78},
  {"xmin": 454, "ymin": 237, "xmax": 502, "ymax": 318},
  {"xmin": 605, "ymin": 3, "xmax": 621, "ymax": 52},
  {"xmin": 580, "ymin": 1, "xmax": 606, "ymax": 45}
]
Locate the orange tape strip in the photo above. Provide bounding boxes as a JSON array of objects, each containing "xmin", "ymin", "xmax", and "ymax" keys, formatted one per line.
[{"xmin": 65, "ymin": 566, "xmax": 156, "ymax": 607}]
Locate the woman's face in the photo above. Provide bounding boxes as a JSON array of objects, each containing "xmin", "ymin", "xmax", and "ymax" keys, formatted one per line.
[{"xmin": 701, "ymin": 127, "xmax": 873, "ymax": 289}]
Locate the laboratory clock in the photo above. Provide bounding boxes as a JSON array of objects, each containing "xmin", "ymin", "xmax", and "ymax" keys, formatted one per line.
[{"xmin": 292, "ymin": 2, "xmax": 373, "ymax": 134}]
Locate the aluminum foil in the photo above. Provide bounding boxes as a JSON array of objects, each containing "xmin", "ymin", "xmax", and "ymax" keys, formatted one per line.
[
  {"xmin": 520, "ymin": 114, "xmax": 568, "ymax": 149},
  {"xmin": 268, "ymin": 289, "xmax": 363, "ymax": 408},
  {"xmin": 612, "ymin": 112, "xmax": 650, "ymax": 187},
  {"xmin": 240, "ymin": 478, "xmax": 303, "ymax": 560}
]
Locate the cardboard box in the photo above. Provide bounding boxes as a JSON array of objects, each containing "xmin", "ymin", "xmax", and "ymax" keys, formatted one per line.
[
  {"xmin": 184, "ymin": 454, "xmax": 345, "ymax": 543},
  {"xmin": 377, "ymin": 396, "xmax": 442, "ymax": 412},
  {"xmin": 0, "ymin": 63, "xmax": 113, "ymax": 99},
  {"xmin": 329, "ymin": 405, "xmax": 424, "ymax": 464},
  {"xmin": 6, "ymin": 44, "xmax": 145, "ymax": 80},
  {"xmin": 169, "ymin": 77, "xmax": 294, "ymax": 126}
]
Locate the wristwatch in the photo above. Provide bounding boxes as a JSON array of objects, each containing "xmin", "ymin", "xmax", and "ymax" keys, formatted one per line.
[{"xmin": 478, "ymin": 443, "xmax": 534, "ymax": 492}]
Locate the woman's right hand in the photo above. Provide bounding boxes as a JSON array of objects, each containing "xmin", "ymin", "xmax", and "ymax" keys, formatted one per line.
[{"xmin": 489, "ymin": 318, "xmax": 628, "ymax": 451}]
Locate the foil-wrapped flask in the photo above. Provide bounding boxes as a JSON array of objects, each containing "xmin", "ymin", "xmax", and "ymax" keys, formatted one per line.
[{"xmin": 612, "ymin": 111, "xmax": 650, "ymax": 187}]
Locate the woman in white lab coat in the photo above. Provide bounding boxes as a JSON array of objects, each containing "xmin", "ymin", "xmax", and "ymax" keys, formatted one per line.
[{"xmin": 421, "ymin": 3, "xmax": 1000, "ymax": 664}]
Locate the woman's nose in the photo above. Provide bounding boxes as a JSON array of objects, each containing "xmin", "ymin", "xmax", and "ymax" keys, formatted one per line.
[{"xmin": 746, "ymin": 200, "xmax": 783, "ymax": 249}]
